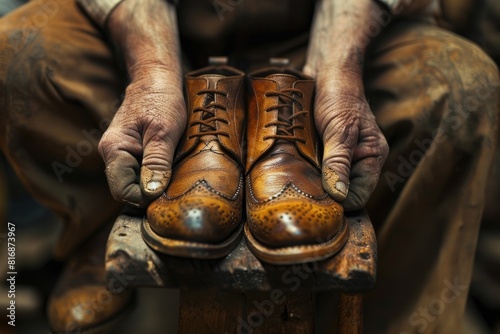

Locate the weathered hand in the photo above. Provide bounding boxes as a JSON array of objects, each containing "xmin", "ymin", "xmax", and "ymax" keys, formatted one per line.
[
  {"xmin": 303, "ymin": 0, "xmax": 390, "ymax": 210},
  {"xmin": 99, "ymin": 0, "xmax": 183, "ymax": 207},
  {"xmin": 313, "ymin": 72, "xmax": 389, "ymax": 211},
  {"xmin": 98, "ymin": 73, "xmax": 185, "ymax": 207}
]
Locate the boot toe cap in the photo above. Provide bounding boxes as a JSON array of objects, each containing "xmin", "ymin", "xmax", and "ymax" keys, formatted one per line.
[
  {"xmin": 147, "ymin": 182, "xmax": 242, "ymax": 244},
  {"xmin": 247, "ymin": 188, "xmax": 344, "ymax": 248}
]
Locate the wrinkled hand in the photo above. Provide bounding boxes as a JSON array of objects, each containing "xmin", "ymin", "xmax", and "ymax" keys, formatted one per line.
[
  {"xmin": 302, "ymin": 0, "xmax": 389, "ymax": 211},
  {"xmin": 98, "ymin": 73, "xmax": 186, "ymax": 208},
  {"xmin": 313, "ymin": 71, "xmax": 389, "ymax": 211}
]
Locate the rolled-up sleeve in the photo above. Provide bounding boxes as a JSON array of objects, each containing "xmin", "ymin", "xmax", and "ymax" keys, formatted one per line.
[
  {"xmin": 76, "ymin": 0, "xmax": 124, "ymax": 27},
  {"xmin": 377, "ymin": 0, "xmax": 441, "ymax": 18}
]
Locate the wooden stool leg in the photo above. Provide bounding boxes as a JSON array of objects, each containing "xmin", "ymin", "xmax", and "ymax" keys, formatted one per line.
[
  {"xmin": 338, "ymin": 293, "xmax": 363, "ymax": 334},
  {"xmin": 179, "ymin": 289, "xmax": 315, "ymax": 334},
  {"xmin": 179, "ymin": 289, "xmax": 243, "ymax": 334},
  {"xmin": 244, "ymin": 290, "xmax": 314, "ymax": 334}
]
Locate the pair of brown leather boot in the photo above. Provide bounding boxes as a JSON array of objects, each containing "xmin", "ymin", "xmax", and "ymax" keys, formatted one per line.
[{"xmin": 143, "ymin": 64, "xmax": 348, "ymax": 265}]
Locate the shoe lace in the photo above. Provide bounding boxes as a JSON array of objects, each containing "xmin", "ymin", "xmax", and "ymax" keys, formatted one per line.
[
  {"xmin": 189, "ymin": 89, "xmax": 230, "ymax": 139},
  {"xmin": 264, "ymin": 88, "xmax": 308, "ymax": 143}
]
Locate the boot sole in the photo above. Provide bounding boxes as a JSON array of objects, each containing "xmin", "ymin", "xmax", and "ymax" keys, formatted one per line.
[
  {"xmin": 244, "ymin": 217, "xmax": 349, "ymax": 265},
  {"xmin": 141, "ymin": 217, "xmax": 244, "ymax": 259}
]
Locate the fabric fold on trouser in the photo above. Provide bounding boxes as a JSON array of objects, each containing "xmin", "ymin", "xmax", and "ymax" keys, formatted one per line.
[
  {"xmin": 364, "ymin": 20, "xmax": 499, "ymax": 333},
  {"xmin": 0, "ymin": 0, "xmax": 124, "ymax": 259}
]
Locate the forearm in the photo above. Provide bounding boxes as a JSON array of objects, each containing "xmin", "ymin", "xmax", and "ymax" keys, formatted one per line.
[
  {"xmin": 379, "ymin": 0, "xmax": 439, "ymax": 17},
  {"xmin": 107, "ymin": 0, "xmax": 182, "ymax": 86},
  {"xmin": 304, "ymin": 0, "xmax": 385, "ymax": 155},
  {"xmin": 304, "ymin": 0, "xmax": 384, "ymax": 82},
  {"xmin": 305, "ymin": 0, "xmax": 439, "ymax": 77}
]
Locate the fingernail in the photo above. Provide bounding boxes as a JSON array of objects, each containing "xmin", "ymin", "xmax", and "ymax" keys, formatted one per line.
[
  {"xmin": 146, "ymin": 180, "xmax": 162, "ymax": 192},
  {"xmin": 322, "ymin": 166, "xmax": 348, "ymax": 201},
  {"xmin": 335, "ymin": 181, "xmax": 348, "ymax": 196},
  {"xmin": 141, "ymin": 166, "xmax": 171, "ymax": 196}
]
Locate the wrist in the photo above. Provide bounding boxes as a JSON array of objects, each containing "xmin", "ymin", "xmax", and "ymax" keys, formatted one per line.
[
  {"xmin": 128, "ymin": 58, "xmax": 182, "ymax": 83},
  {"xmin": 107, "ymin": 0, "xmax": 181, "ymax": 82},
  {"xmin": 310, "ymin": 48, "xmax": 365, "ymax": 80},
  {"xmin": 315, "ymin": 68, "xmax": 366, "ymax": 101},
  {"xmin": 305, "ymin": 0, "xmax": 387, "ymax": 78},
  {"xmin": 126, "ymin": 69, "xmax": 183, "ymax": 97}
]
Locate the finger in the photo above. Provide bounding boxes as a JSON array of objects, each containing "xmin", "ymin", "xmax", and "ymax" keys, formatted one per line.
[
  {"xmin": 344, "ymin": 157, "xmax": 382, "ymax": 211},
  {"xmin": 344, "ymin": 122, "xmax": 389, "ymax": 211},
  {"xmin": 140, "ymin": 120, "xmax": 183, "ymax": 199},
  {"xmin": 140, "ymin": 166, "xmax": 171, "ymax": 198},
  {"xmin": 99, "ymin": 125, "xmax": 146, "ymax": 207},
  {"xmin": 104, "ymin": 152, "xmax": 144, "ymax": 207},
  {"xmin": 140, "ymin": 129, "xmax": 179, "ymax": 199},
  {"xmin": 321, "ymin": 121, "xmax": 359, "ymax": 202}
]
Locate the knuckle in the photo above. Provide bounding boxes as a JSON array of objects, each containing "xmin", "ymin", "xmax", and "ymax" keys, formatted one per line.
[
  {"xmin": 98, "ymin": 129, "xmax": 122, "ymax": 157},
  {"xmin": 323, "ymin": 119, "xmax": 359, "ymax": 146},
  {"xmin": 380, "ymin": 138, "xmax": 390, "ymax": 159},
  {"xmin": 110, "ymin": 189, "xmax": 122, "ymax": 203},
  {"xmin": 315, "ymin": 97, "xmax": 363, "ymax": 133},
  {"xmin": 344, "ymin": 191, "xmax": 366, "ymax": 211},
  {"xmin": 322, "ymin": 156, "xmax": 351, "ymax": 179}
]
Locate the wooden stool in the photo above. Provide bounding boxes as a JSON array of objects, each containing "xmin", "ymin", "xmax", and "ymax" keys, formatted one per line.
[{"xmin": 105, "ymin": 211, "xmax": 376, "ymax": 333}]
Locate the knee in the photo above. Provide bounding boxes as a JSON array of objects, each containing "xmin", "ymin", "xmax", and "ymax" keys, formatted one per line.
[
  {"xmin": 0, "ymin": 20, "xmax": 47, "ymax": 151},
  {"xmin": 0, "ymin": 28, "xmax": 55, "ymax": 136},
  {"xmin": 452, "ymin": 42, "xmax": 499, "ymax": 116},
  {"xmin": 426, "ymin": 37, "xmax": 499, "ymax": 152},
  {"xmin": 0, "ymin": 0, "xmax": 84, "ymax": 99}
]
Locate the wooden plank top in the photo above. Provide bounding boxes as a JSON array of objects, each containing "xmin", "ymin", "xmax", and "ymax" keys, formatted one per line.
[{"xmin": 105, "ymin": 211, "xmax": 377, "ymax": 292}]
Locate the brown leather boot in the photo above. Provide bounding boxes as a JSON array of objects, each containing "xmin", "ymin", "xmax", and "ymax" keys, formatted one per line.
[
  {"xmin": 48, "ymin": 226, "xmax": 134, "ymax": 334},
  {"xmin": 245, "ymin": 67, "xmax": 348, "ymax": 264},
  {"xmin": 144, "ymin": 65, "xmax": 246, "ymax": 258}
]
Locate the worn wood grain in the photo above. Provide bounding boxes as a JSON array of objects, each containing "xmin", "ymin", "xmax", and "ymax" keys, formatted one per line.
[
  {"xmin": 179, "ymin": 289, "xmax": 242, "ymax": 334},
  {"xmin": 338, "ymin": 293, "xmax": 363, "ymax": 334},
  {"xmin": 178, "ymin": 289, "xmax": 315, "ymax": 334}
]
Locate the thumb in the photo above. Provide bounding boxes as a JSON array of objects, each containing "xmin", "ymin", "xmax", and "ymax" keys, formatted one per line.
[
  {"xmin": 321, "ymin": 123, "xmax": 358, "ymax": 203},
  {"xmin": 140, "ymin": 134, "xmax": 177, "ymax": 199},
  {"xmin": 140, "ymin": 166, "xmax": 171, "ymax": 199},
  {"xmin": 322, "ymin": 165, "xmax": 350, "ymax": 202}
]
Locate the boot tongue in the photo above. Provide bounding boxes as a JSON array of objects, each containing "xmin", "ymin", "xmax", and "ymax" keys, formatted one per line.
[
  {"xmin": 266, "ymin": 73, "xmax": 298, "ymax": 90},
  {"xmin": 199, "ymin": 74, "xmax": 225, "ymax": 85}
]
